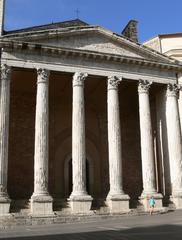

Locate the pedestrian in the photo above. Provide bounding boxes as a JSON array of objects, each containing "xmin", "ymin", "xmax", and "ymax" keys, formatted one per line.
[{"xmin": 149, "ymin": 196, "xmax": 155, "ymax": 215}]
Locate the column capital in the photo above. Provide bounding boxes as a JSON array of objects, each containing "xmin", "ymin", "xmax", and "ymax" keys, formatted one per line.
[
  {"xmin": 167, "ymin": 84, "xmax": 180, "ymax": 97},
  {"xmin": 73, "ymin": 72, "xmax": 88, "ymax": 87},
  {"xmin": 107, "ymin": 76, "xmax": 122, "ymax": 90},
  {"xmin": 37, "ymin": 68, "xmax": 50, "ymax": 84},
  {"xmin": 1, "ymin": 64, "xmax": 11, "ymax": 81},
  {"xmin": 138, "ymin": 80, "xmax": 152, "ymax": 94}
]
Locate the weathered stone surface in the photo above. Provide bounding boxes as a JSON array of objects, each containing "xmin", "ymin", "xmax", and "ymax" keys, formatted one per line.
[
  {"xmin": 0, "ymin": 64, "xmax": 11, "ymax": 215},
  {"xmin": 166, "ymin": 84, "xmax": 182, "ymax": 208},
  {"xmin": 69, "ymin": 72, "xmax": 93, "ymax": 213},
  {"xmin": 30, "ymin": 68, "xmax": 53, "ymax": 215},
  {"xmin": 106, "ymin": 76, "xmax": 130, "ymax": 213}
]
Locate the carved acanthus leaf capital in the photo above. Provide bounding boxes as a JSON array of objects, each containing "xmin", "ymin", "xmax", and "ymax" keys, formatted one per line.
[
  {"xmin": 167, "ymin": 84, "xmax": 180, "ymax": 97},
  {"xmin": 108, "ymin": 76, "xmax": 122, "ymax": 90},
  {"xmin": 138, "ymin": 80, "xmax": 152, "ymax": 94},
  {"xmin": 37, "ymin": 68, "xmax": 50, "ymax": 84},
  {"xmin": 73, "ymin": 72, "xmax": 88, "ymax": 87},
  {"xmin": 1, "ymin": 64, "xmax": 11, "ymax": 81}
]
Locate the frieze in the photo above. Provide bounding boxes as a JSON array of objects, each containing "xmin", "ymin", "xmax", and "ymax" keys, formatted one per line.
[
  {"xmin": 138, "ymin": 79, "xmax": 152, "ymax": 94},
  {"xmin": 73, "ymin": 72, "xmax": 88, "ymax": 87},
  {"xmin": 107, "ymin": 76, "xmax": 122, "ymax": 90}
]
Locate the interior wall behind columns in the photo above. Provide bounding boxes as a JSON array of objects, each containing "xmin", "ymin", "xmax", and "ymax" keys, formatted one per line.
[
  {"xmin": 8, "ymin": 69, "xmax": 36, "ymax": 199},
  {"xmin": 119, "ymin": 82, "xmax": 142, "ymax": 200},
  {"xmin": 156, "ymin": 87, "xmax": 171, "ymax": 200}
]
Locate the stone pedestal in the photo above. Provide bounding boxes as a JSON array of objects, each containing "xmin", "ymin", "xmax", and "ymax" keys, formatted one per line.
[
  {"xmin": 69, "ymin": 195, "xmax": 93, "ymax": 214},
  {"xmin": 140, "ymin": 193, "xmax": 163, "ymax": 211},
  {"xmin": 31, "ymin": 68, "xmax": 53, "ymax": 215},
  {"xmin": 166, "ymin": 84, "xmax": 182, "ymax": 208},
  {"xmin": 107, "ymin": 194, "xmax": 130, "ymax": 213},
  {"xmin": 106, "ymin": 76, "xmax": 130, "ymax": 213},
  {"xmin": 171, "ymin": 194, "xmax": 182, "ymax": 209},
  {"xmin": 0, "ymin": 64, "xmax": 11, "ymax": 215},
  {"xmin": 69, "ymin": 72, "xmax": 93, "ymax": 214},
  {"xmin": 30, "ymin": 195, "xmax": 53, "ymax": 215},
  {"xmin": 138, "ymin": 80, "xmax": 163, "ymax": 210}
]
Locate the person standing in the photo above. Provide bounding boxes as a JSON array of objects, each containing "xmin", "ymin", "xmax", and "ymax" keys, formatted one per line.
[{"xmin": 149, "ymin": 196, "xmax": 155, "ymax": 215}]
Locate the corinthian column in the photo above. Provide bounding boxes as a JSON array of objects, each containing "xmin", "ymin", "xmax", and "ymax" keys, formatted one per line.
[
  {"xmin": 138, "ymin": 80, "xmax": 162, "ymax": 210},
  {"xmin": 106, "ymin": 76, "xmax": 129, "ymax": 213},
  {"xmin": 166, "ymin": 84, "xmax": 182, "ymax": 208},
  {"xmin": 0, "ymin": 64, "xmax": 11, "ymax": 215},
  {"xmin": 69, "ymin": 72, "xmax": 92, "ymax": 214},
  {"xmin": 31, "ymin": 68, "xmax": 53, "ymax": 215}
]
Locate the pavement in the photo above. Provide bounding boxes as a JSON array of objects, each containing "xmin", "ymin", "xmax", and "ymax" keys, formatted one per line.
[{"xmin": 0, "ymin": 210, "xmax": 182, "ymax": 239}]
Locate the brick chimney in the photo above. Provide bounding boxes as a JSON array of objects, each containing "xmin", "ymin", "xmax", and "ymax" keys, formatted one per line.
[{"xmin": 122, "ymin": 20, "xmax": 138, "ymax": 43}]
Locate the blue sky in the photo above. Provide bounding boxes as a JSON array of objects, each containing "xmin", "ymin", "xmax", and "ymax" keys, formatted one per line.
[{"xmin": 4, "ymin": 0, "xmax": 182, "ymax": 43}]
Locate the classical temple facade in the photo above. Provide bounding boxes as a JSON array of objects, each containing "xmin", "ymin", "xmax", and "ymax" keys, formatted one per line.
[{"xmin": 0, "ymin": 0, "xmax": 182, "ymax": 216}]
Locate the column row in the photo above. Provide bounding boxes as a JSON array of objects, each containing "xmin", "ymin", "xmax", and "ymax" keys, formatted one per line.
[{"xmin": 0, "ymin": 65, "xmax": 182, "ymax": 215}]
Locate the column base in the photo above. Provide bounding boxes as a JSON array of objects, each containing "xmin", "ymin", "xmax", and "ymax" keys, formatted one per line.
[
  {"xmin": 170, "ymin": 193, "xmax": 182, "ymax": 209},
  {"xmin": 140, "ymin": 192, "xmax": 163, "ymax": 211},
  {"xmin": 0, "ymin": 195, "xmax": 11, "ymax": 215},
  {"xmin": 68, "ymin": 194, "xmax": 93, "ymax": 214},
  {"xmin": 106, "ymin": 193, "xmax": 130, "ymax": 213},
  {"xmin": 30, "ymin": 194, "xmax": 53, "ymax": 215}
]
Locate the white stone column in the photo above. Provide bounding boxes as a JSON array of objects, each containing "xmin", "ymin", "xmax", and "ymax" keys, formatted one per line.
[
  {"xmin": 106, "ymin": 76, "xmax": 129, "ymax": 213},
  {"xmin": 31, "ymin": 68, "xmax": 53, "ymax": 215},
  {"xmin": 178, "ymin": 73, "xmax": 182, "ymax": 134},
  {"xmin": 166, "ymin": 83, "xmax": 182, "ymax": 208},
  {"xmin": 138, "ymin": 80, "xmax": 162, "ymax": 210},
  {"xmin": 0, "ymin": 64, "xmax": 11, "ymax": 215},
  {"xmin": 69, "ymin": 72, "xmax": 92, "ymax": 214}
]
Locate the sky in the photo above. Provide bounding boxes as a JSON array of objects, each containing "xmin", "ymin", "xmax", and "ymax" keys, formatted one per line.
[{"xmin": 4, "ymin": 0, "xmax": 182, "ymax": 43}]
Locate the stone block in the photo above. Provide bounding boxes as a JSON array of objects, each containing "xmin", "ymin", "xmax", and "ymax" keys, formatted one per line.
[
  {"xmin": 0, "ymin": 196, "xmax": 11, "ymax": 215},
  {"xmin": 69, "ymin": 195, "xmax": 93, "ymax": 214},
  {"xmin": 106, "ymin": 194, "xmax": 130, "ymax": 213},
  {"xmin": 171, "ymin": 194, "xmax": 182, "ymax": 209},
  {"xmin": 30, "ymin": 195, "xmax": 53, "ymax": 215},
  {"xmin": 0, "ymin": 202, "xmax": 10, "ymax": 215}
]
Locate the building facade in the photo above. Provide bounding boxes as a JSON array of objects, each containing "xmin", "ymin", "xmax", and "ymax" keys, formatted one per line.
[
  {"xmin": 143, "ymin": 33, "xmax": 182, "ymax": 62},
  {"xmin": 0, "ymin": 0, "xmax": 182, "ymax": 216}
]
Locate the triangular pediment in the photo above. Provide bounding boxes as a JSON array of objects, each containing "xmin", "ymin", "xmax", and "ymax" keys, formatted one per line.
[
  {"xmin": 2, "ymin": 22, "xmax": 179, "ymax": 64},
  {"xmin": 35, "ymin": 31, "xmax": 147, "ymax": 59}
]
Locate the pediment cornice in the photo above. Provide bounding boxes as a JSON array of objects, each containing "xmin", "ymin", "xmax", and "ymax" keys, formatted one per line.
[
  {"xmin": 1, "ymin": 39, "xmax": 182, "ymax": 72},
  {"xmin": 1, "ymin": 25, "xmax": 180, "ymax": 65}
]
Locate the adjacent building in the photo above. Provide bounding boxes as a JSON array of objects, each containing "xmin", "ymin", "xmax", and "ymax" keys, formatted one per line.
[{"xmin": 143, "ymin": 33, "xmax": 182, "ymax": 61}]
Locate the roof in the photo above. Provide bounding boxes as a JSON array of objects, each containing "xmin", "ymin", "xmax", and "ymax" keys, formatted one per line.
[
  {"xmin": 4, "ymin": 19, "xmax": 89, "ymax": 35},
  {"xmin": 1, "ymin": 18, "xmax": 182, "ymax": 68}
]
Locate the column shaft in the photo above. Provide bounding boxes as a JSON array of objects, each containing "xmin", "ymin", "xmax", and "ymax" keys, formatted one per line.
[
  {"xmin": 106, "ymin": 76, "xmax": 129, "ymax": 213},
  {"xmin": 0, "ymin": 64, "xmax": 11, "ymax": 203},
  {"xmin": 166, "ymin": 84, "xmax": 182, "ymax": 195},
  {"xmin": 69, "ymin": 72, "xmax": 92, "ymax": 214},
  {"xmin": 138, "ymin": 80, "xmax": 162, "ymax": 210},
  {"xmin": 107, "ymin": 76, "xmax": 123, "ymax": 196},
  {"xmin": 34, "ymin": 69, "xmax": 49, "ymax": 195},
  {"xmin": 71, "ymin": 72, "xmax": 88, "ymax": 196},
  {"xmin": 138, "ymin": 80, "xmax": 156, "ymax": 194},
  {"xmin": 31, "ymin": 68, "xmax": 52, "ymax": 215}
]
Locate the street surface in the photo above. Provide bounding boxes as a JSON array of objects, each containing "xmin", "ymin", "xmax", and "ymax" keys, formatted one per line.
[{"xmin": 1, "ymin": 210, "xmax": 182, "ymax": 239}]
